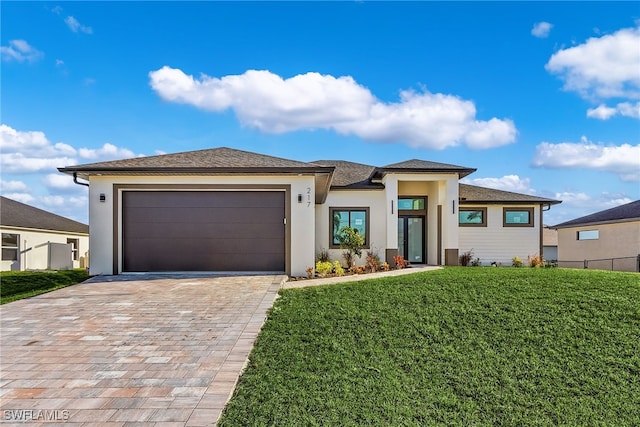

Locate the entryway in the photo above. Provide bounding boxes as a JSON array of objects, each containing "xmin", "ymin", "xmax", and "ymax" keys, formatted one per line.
[{"xmin": 397, "ymin": 197, "xmax": 427, "ymax": 264}]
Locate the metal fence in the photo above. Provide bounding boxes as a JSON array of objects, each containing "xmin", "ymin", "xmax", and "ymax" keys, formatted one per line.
[{"xmin": 557, "ymin": 255, "xmax": 640, "ymax": 273}]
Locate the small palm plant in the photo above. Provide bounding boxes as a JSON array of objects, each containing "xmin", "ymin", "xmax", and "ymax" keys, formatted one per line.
[{"xmin": 336, "ymin": 226, "xmax": 364, "ymax": 269}]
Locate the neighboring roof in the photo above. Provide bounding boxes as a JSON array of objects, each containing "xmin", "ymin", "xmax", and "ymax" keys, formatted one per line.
[
  {"xmin": 0, "ymin": 196, "xmax": 88, "ymax": 234},
  {"xmin": 311, "ymin": 160, "xmax": 383, "ymax": 189},
  {"xmin": 59, "ymin": 147, "xmax": 333, "ymax": 178},
  {"xmin": 459, "ymin": 184, "xmax": 561, "ymax": 205},
  {"xmin": 543, "ymin": 226, "xmax": 558, "ymax": 246},
  {"xmin": 380, "ymin": 159, "xmax": 476, "ymax": 178},
  {"xmin": 552, "ymin": 200, "xmax": 640, "ymax": 229}
]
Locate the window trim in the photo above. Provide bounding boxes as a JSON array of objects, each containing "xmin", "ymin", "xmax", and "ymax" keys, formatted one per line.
[
  {"xmin": 329, "ymin": 207, "xmax": 370, "ymax": 249},
  {"xmin": 2, "ymin": 233, "xmax": 20, "ymax": 262},
  {"xmin": 459, "ymin": 207, "xmax": 487, "ymax": 227},
  {"xmin": 503, "ymin": 207, "xmax": 534, "ymax": 227},
  {"xmin": 577, "ymin": 229, "xmax": 599, "ymax": 240}
]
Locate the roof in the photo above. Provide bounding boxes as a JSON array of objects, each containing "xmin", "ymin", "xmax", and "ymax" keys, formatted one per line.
[
  {"xmin": 0, "ymin": 196, "xmax": 89, "ymax": 234},
  {"xmin": 379, "ymin": 159, "xmax": 476, "ymax": 178},
  {"xmin": 459, "ymin": 184, "xmax": 561, "ymax": 205},
  {"xmin": 59, "ymin": 147, "xmax": 333, "ymax": 177},
  {"xmin": 311, "ymin": 160, "xmax": 383, "ymax": 189},
  {"xmin": 553, "ymin": 199, "xmax": 640, "ymax": 229}
]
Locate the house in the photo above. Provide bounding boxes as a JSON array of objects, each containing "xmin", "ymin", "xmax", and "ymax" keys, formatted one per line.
[
  {"xmin": 542, "ymin": 225, "xmax": 558, "ymax": 262},
  {"xmin": 553, "ymin": 200, "xmax": 640, "ymax": 272},
  {"xmin": 0, "ymin": 196, "xmax": 89, "ymax": 271},
  {"xmin": 58, "ymin": 147, "xmax": 560, "ymax": 276}
]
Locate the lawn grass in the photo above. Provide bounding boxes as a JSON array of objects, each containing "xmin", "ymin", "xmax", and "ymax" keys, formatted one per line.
[
  {"xmin": 218, "ymin": 267, "xmax": 640, "ymax": 426},
  {"xmin": 0, "ymin": 269, "xmax": 90, "ymax": 304}
]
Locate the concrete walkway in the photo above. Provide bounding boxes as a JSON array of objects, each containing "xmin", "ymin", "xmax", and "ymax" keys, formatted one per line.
[{"xmin": 0, "ymin": 274, "xmax": 283, "ymax": 426}]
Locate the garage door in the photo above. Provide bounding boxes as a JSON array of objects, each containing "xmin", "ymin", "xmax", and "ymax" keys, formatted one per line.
[{"xmin": 122, "ymin": 191, "xmax": 285, "ymax": 272}]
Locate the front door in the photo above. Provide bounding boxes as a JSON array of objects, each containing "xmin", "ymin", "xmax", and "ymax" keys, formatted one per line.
[{"xmin": 398, "ymin": 216, "xmax": 425, "ymax": 264}]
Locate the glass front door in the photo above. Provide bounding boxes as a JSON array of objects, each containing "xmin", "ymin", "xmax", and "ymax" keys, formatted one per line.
[{"xmin": 398, "ymin": 216, "xmax": 424, "ymax": 264}]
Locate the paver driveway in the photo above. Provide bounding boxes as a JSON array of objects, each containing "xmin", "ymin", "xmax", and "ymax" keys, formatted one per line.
[{"xmin": 0, "ymin": 274, "xmax": 284, "ymax": 426}]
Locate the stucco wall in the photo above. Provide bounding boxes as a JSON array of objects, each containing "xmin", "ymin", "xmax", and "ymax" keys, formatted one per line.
[
  {"xmin": 0, "ymin": 226, "xmax": 88, "ymax": 271},
  {"xmin": 88, "ymin": 175, "xmax": 316, "ymax": 277},
  {"xmin": 315, "ymin": 189, "xmax": 387, "ymax": 267},
  {"xmin": 557, "ymin": 220, "xmax": 640, "ymax": 272},
  {"xmin": 458, "ymin": 204, "xmax": 542, "ymax": 266}
]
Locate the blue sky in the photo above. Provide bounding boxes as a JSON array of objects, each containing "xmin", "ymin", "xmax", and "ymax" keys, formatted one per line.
[{"xmin": 2, "ymin": 1, "xmax": 639, "ymax": 225}]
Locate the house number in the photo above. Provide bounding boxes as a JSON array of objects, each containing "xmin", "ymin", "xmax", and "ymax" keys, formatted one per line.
[{"xmin": 307, "ymin": 187, "xmax": 311, "ymax": 207}]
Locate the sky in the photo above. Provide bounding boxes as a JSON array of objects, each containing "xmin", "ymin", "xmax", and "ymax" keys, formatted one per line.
[{"xmin": 2, "ymin": 1, "xmax": 639, "ymax": 226}]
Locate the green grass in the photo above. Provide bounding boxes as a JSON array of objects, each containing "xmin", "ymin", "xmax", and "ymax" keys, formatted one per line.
[
  {"xmin": 0, "ymin": 269, "xmax": 90, "ymax": 304},
  {"xmin": 219, "ymin": 267, "xmax": 640, "ymax": 426}
]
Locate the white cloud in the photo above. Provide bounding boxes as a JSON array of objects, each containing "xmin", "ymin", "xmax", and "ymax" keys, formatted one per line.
[
  {"xmin": 43, "ymin": 173, "xmax": 78, "ymax": 190},
  {"xmin": 545, "ymin": 26, "xmax": 640, "ymax": 101},
  {"xmin": 532, "ymin": 137, "xmax": 640, "ymax": 182},
  {"xmin": 0, "ymin": 39, "xmax": 44, "ymax": 63},
  {"xmin": 149, "ymin": 66, "xmax": 517, "ymax": 150},
  {"xmin": 532, "ymin": 22, "xmax": 553, "ymax": 38},
  {"xmin": 3, "ymin": 192, "xmax": 36, "ymax": 204},
  {"xmin": 0, "ymin": 124, "xmax": 143, "ymax": 174},
  {"xmin": 587, "ymin": 102, "xmax": 640, "ymax": 120},
  {"xmin": 0, "ymin": 180, "xmax": 29, "ymax": 192},
  {"xmin": 65, "ymin": 16, "xmax": 93, "ymax": 34},
  {"xmin": 462, "ymin": 175, "xmax": 536, "ymax": 194},
  {"xmin": 547, "ymin": 191, "xmax": 633, "ymax": 225}
]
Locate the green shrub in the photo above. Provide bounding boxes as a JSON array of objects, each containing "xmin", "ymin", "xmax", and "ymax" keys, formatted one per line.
[
  {"xmin": 333, "ymin": 261, "xmax": 345, "ymax": 276},
  {"xmin": 336, "ymin": 226, "xmax": 364, "ymax": 268},
  {"xmin": 315, "ymin": 261, "xmax": 333, "ymax": 277},
  {"xmin": 512, "ymin": 256, "xmax": 523, "ymax": 267}
]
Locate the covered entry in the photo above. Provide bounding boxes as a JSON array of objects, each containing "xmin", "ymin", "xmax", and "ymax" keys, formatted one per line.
[
  {"xmin": 397, "ymin": 197, "xmax": 426, "ymax": 264},
  {"xmin": 122, "ymin": 191, "xmax": 285, "ymax": 272}
]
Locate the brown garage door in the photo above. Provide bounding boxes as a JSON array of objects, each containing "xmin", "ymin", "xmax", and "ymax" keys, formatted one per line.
[{"xmin": 122, "ymin": 191, "xmax": 285, "ymax": 272}]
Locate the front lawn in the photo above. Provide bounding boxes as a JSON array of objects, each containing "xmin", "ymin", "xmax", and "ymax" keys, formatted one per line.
[
  {"xmin": 219, "ymin": 267, "xmax": 640, "ymax": 426},
  {"xmin": 0, "ymin": 269, "xmax": 90, "ymax": 304}
]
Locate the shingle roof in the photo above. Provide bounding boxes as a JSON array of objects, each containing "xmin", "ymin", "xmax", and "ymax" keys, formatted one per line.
[
  {"xmin": 379, "ymin": 159, "xmax": 476, "ymax": 178},
  {"xmin": 553, "ymin": 200, "xmax": 640, "ymax": 229},
  {"xmin": 311, "ymin": 160, "xmax": 382, "ymax": 189},
  {"xmin": 0, "ymin": 197, "xmax": 89, "ymax": 234},
  {"xmin": 459, "ymin": 184, "xmax": 561, "ymax": 205},
  {"xmin": 59, "ymin": 147, "xmax": 333, "ymax": 178}
]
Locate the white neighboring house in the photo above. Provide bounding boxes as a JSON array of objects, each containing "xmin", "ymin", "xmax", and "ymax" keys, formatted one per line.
[
  {"xmin": 1, "ymin": 196, "xmax": 89, "ymax": 271},
  {"xmin": 57, "ymin": 147, "xmax": 560, "ymax": 277}
]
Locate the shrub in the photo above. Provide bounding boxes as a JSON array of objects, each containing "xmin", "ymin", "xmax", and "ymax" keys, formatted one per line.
[
  {"xmin": 305, "ymin": 267, "xmax": 314, "ymax": 279},
  {"xmin": 315, "ymin": 261, "xmax": 333, "ymax": 277},
  {"xmin": 394, "ymin": 255, "xmax": 408, "ymax": 269},
  {"xmin": 459, "ymin": 250, "xmax": 473, "ymax": 266},
  {"xmin": 512, "ymin": 256, "xmax": 523, "ymax": 267},
  {"xmin": 471, "ymin": 258, "xmax": 481, "ymax": 267},
  {"xmin": 317, "ymin": 249, "xmax": 330, "ymax": 263},
  {"xmin": 528, "ymin": 255, "xmax": 543, "ymax": 268},
  {"xmin": 332, "ymin": 261, "xmax": 345, "ymax": 277},
  {"xmin": 380, "ymin": 262, "xmax": 390, "ymax": 271},
  {"xmin": 336, "ymin": 226, "xmax": 365, "ymax": 268},
  {"xmin": 365, "ymin": 249, "xmax": 381, "ymax": 272}
]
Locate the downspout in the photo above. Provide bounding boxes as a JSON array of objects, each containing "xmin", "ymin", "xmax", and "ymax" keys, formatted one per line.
[{"xmin": 73, "ymin": 172, "xmax": 89, "ymax": 187}]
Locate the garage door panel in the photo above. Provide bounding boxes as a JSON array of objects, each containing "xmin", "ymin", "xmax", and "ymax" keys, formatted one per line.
[{"xmin": 122, "ymin": 191, "xmax": 285, "ymax": 272}]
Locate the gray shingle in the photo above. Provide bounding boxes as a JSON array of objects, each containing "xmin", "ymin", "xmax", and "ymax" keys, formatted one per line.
[
  {"xmin": 1, "ymin": 197, "xmax": 88, "ymax": 234},
  {"xmin": 311, "ymin": 160, "xmax": 381, "ymax": 188},
  {"xmin": 553, "ymin": 199, "xmax": 640, "ymax": 228},
  {"xmin": 459, "ymin": 184, "xmax": 561, "ymax": 204}
]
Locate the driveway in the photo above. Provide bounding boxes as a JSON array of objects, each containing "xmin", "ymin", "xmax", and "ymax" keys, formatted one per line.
[{"xmin": 0, "ymin": 274, "xmax": 284, "ymax": 426}]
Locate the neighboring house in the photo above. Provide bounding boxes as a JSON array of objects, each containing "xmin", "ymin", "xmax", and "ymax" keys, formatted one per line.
[
  {"xmin": 0, "ymin": 196, "xmax": 89, "ymax": 271},
  {"xmin": 553, "ymin": 200, "xmax": 640, "ymax": 272},
  {"xmin": 542, "ymin": 225, "xmax": 558, "ymax": 262},
  {"xmin": 58, "ymin": 147, "xmax": 560, "ymax": 276}
]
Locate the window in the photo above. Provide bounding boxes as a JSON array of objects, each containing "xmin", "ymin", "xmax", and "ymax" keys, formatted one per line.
[
  {"xmin": 577, "ymin": 230, "xmax": 599, "ymax": 240},
  {"xmin": 67, "ymin": 238, "xmax": 79, "ymax": 261},
  {"xmin": 398, "ymin": 198, "xmax": 425, "ymax": 211},
  {"xmin": 503, "ymin": 207, "xmax": 534, "ymax": 227},
  {"xmin": 330, "ymin": 208, "xmax": 369, "ymax": 248},
  {"xmin": 459, "ymin": 208, "xmax": 487, "ymax": 227},
  {"xmin": 2, "ymin": 233, "xmax": 19, "ymax": 261}
]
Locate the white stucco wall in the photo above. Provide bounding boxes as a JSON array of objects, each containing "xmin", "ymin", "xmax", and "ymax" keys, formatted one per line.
[
  {"xmin": 88, "ymin": 175, "xmax": 316, "ymax": 277},
  {"xmin": 315, "ymin": 189, "xmax": 387, "ymax": 267},
  {"xmin": 0, "ymin": 226, "xmax": 88, "ymax": 271},
  {"xmin": 458, "ymin": 204, "xmax": 542, "ymax": 266}
]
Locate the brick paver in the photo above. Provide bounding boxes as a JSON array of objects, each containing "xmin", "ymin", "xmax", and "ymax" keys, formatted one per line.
[{"xmin": 0, "ymin": 274, "xmax": 283, "ymax": 426}]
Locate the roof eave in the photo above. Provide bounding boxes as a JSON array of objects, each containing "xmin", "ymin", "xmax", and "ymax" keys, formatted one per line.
[
  {"xmin": 552, "ymin": 216, "xmax": 640, "ymax": 229},
  {"xmin": 371, "ymin": 167, "xmax": 477, "ymax": 180}
]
